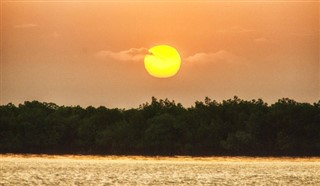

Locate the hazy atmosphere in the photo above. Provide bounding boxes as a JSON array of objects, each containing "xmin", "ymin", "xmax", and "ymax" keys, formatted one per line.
[
  {"xmin": 1, "ymin": 2, "xmax": 320, "ymax": 185},
  {"xmin": 1, "ymin": 1, "xmax": 319, "ymax": 108}
]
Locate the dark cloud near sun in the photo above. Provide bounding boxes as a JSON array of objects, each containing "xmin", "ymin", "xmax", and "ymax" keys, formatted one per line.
[{"xmin": 95, "ymin": 48, "xmax": 149, "ymax": 62}]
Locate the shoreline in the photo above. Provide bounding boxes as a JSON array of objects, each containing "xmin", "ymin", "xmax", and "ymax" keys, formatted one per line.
[{"xmin": 1, "ymin": 153, "xmax": 320, "ymax": 162}]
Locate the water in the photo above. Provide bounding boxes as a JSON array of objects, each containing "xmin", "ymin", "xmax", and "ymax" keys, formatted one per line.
[{"xmin": 1, "ymin": 155, "xmax": 320, "ymax": 185}]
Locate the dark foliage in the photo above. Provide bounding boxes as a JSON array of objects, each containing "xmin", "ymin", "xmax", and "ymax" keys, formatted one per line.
[{"xmin": 1, "ymin": 97, "xmax": 319, "ymax": 156}]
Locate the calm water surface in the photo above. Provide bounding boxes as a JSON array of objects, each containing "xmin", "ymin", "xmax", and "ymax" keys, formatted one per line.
[{"xmin": 1, "ymin": 155, "xmax": 320, "ymax": 185}]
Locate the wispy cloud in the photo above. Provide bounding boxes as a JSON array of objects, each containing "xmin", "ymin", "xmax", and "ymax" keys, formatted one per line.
[
  {"xmin": 185, "ymin": 50, "xmax": 244, "ymax": 64},
  {"xmin": 13, "ymin": 23, "xmax": 38, "ymax": 29},
  {"xmin": 218, "ymin": 27, "xmax": 255, "ymax": 33},
  {"xmin": 95, "ymin": 48, "xmax": 149, "ymax": 62},
  {"xmin": 96, "ymin": 48, "xmax": 244, "ymax": 65},
  {"xmin": 254, "ymin": 37, "xmax": 268, "ymax": 43}
]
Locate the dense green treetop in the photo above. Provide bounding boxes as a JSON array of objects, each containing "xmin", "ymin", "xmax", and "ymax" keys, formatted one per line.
[{"xmin": 1, "ymin": 97, "xmax": 319, "ymax": 156}]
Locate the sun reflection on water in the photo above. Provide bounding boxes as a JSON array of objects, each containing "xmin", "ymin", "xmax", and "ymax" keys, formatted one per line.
[{"xmin": 1, "ymin": 154, "xmax": 320, "ymax": 185}]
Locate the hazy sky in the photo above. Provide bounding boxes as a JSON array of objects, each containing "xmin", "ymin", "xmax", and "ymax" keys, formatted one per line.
[{"xmin": 1, "ymin": 1, "xmax": 319, "ymax": 108}]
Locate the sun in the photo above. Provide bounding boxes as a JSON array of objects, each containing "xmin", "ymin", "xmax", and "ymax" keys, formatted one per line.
[{"xmin": 144, "ymin": 45, "xmax": 181, "ymax": 78}]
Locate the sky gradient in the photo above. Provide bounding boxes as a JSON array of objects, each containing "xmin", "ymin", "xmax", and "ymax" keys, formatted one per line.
[{"xmin": 1, "ymin": 1, "xmax": 319, "ymax": 108}]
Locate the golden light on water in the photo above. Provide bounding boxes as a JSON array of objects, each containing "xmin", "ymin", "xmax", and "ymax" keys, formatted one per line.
[
  {"xmin": 1, "ymin": 155, "xmax": 320, "ymax": 185},
  {"xmin": 144, "ymin": 45, "xmax": 181, "ymax": 78}
]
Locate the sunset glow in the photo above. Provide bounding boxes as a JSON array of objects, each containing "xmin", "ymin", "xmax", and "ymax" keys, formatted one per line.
[
  {"xmin": 1, "ymin": 2, "xmax": 320, "ymax": 184},
  {"xmin": 1, "ymin": 1, "xmax": 319, "ymax": 107}
]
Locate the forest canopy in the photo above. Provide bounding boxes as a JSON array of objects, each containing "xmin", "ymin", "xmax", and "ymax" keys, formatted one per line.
[{"xmin": 1, "ymin": 97, "xmax": 319, "ymax": 156}]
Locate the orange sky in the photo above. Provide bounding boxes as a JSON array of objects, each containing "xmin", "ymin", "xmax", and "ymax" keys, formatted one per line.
[{"xmin": 1, "ymin": 1, "xmax": 319, "ymax": 108}]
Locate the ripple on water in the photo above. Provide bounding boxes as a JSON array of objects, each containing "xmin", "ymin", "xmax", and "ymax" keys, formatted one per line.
[{"xmin": 1, "ymin": 155, "xmax": 320, "ymax": 185}]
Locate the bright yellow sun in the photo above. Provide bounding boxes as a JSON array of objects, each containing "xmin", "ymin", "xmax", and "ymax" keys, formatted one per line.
[{"xmin": 144, "ymin": 45, "xmax": 181, "ymax": 78}]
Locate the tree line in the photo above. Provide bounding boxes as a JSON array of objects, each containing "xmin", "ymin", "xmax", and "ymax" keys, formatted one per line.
[{"xmin": 1, "ymin": 97, "xmax": 319, "ymax": 156}]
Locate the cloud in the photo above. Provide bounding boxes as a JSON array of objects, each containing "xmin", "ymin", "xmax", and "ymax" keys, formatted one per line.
[
  {"xmin": 95, "ymin": 48, "xmax": 149, "ymax": 62},
  {"xmin": 13, "ymin": 23, "xmax": 38, "ymax": 28},
  {"xmin": 254, "ymin": 37, "xmax": 268, "ymax": 43},
  {"xmin": 96, "ymin": 48, "xmax": 246, "ymax": 66},
  {"xmin": 218, "ymin": 27, "xmax": 255, "ymax": 33},
  {"xmin": 185, "ymin": 50, "xmax": 244, "ymax": 64}
]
